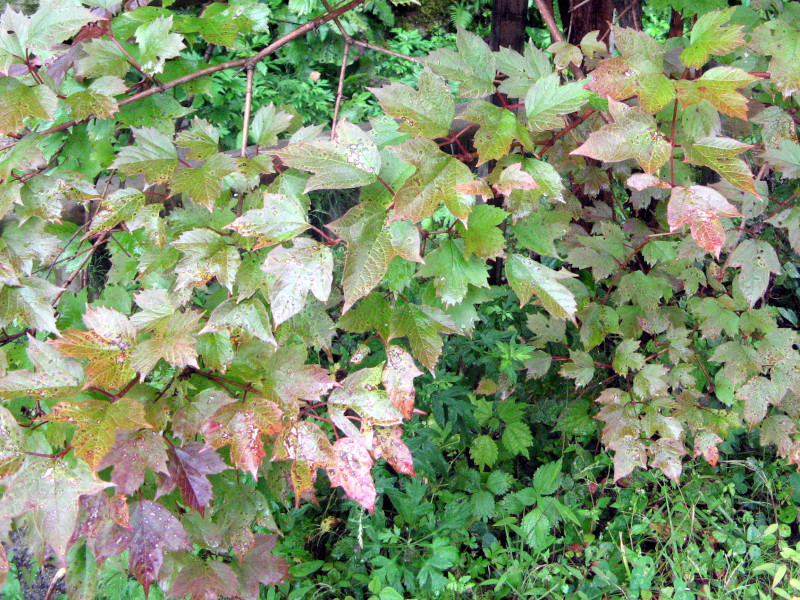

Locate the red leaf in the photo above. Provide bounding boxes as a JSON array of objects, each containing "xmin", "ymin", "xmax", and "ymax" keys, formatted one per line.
[
  {"xmin": 667, "ymin": 185, "xmax": 741, "ymax": 258},
  {"xmin": 326, "ymin": 438, "xmax": 377, "ymax": 512},
  {"xmin": 168, "ymin": 554, "xmax": 238, "ymax": 600},
  {"xmin": 372, "ymin": 426, "xmax": 415, "ymax": 476},
  {"xmin": 128, "ymin": 499, "xmax": 190, "ymax": 596},
  {"xmin": 97, "ymin": 430, "xmax": 169, "ymax": 496},
  {"xmin": 235, "ymin": 534, "xmax": 290, "ymax": 600},
  {"xmin": 70, "ymin": 493, "xmax": 131, "ymax": 565},
  {"xmin": 157, "ymin": 443, "xmax": 227, "ymax": 515},
  {"xmin": 382, "ymin": 346, "xmax": 423, "ymax": 420}
]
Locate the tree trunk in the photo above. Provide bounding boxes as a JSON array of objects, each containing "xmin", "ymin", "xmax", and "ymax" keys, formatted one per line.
[
  {"xmin": 490, "ymin": 0, "xmax": 528, "ymax": 52},
  {"xmin": 559, "ymin": 0, "xmax": 614, "ymax": 45},
  {"xmin": 613, "ymin": 0, "xmax": 642, "ymax": 31}
]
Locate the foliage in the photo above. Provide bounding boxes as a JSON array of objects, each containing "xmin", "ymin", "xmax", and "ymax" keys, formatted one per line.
[{"xmin": 1, "ymin": 0, "xmax": 800, "ymax": 599}]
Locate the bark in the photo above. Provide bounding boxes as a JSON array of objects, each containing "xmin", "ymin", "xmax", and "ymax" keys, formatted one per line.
[
  {"xmin": 561, "ymin": 0, "xmax": 614, "ymax": 45},
  {"xmin": 613, "ymin": 0, "xmax": 642, "ymax": 31},
  {"xmin": 490, "ymin": 0, "xmax": 529, "ymax": 52}
]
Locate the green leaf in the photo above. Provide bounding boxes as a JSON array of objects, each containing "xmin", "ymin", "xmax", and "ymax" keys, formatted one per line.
[
  {"xmin": 251, "ymin": 103, "xmax": 294, "ymax": 146},
  {"xmin": 63, "ymin": 77, "xmax": 126, "ymax": 121},
  {"xmin": 338, "ymin": 292, "xmax": 392, "ymax": 341},
  {"xmin": 66, "ymin": 541, "xmax": 97, "ymax": 600},
  {"xmin": 525, "ymin": 74, "xmax": 590, "ymax": 133},
  {"xmin": 728, "ymin": 239, "xmax": 782, "ymax": 308},
  {"xmin": 496, "ymin": 41, "xmax": 553, "ymax": 99},
  {"xmin": 424, "ymin": 26, "xmax": 496, "ymax": 98},
  {"xmin": 462, "ymin": 100, "xmax": 531, "ymax": 165},
  {"xmin": 111, "ymin": 127, "xmax": 179, "ymax": 184},
  {"xmin": 328, "ymin": 203, "xmax": 422, "ymax": 312},
  {"xmin": 226, "ymin": 192, "xmax": 309, "ymax": 248},
  {"xmin": 470, "ymin": 435, "xmax": 497, "ymax": 470},
  {"xmin": 456, "ymin": 204, "xmax": 508, "ymax": 260},
  {"xmin": 736, "ymin": 376, "xmax": 780, "ymax": 428},
  {"xmin": 749, "ymin": 17, "xmax": 800, "ymax": 97},
  {"xmin": 533, "ymin": 459, "xmax": 561, "ymax": 496},
  {"xmin": 502, "ymin": 420, "xmax": 533, "ymax": 457},
  {"xmin": 547, "ymin": 41, "xmax": 582, "ymax": 71},
  {"xmin": 172, "ymin": 228, "xmax": 241, "ymax": 291},
  {"xmin": 680, "ymin": 8, "xmax": 745, "ymax": 68},
  {"xmin": 0, "ymin": 2, "xmax": 95, "ymax": 57},
  {"xmin": 684, "ymin": 137, "xmax": 756, "ymax": 196},
  {"xmin": 369, "ymin": 69, "xmax": 454, "ymax": 139},
  {"xmin": 0, "ymin": 276, "xmax": 60, "ymax": 334},
  {"xmin": 89, "ymin": 189, "xmax": 146, "ymax": 234},
  {"xmin": 613, "ymin": 339, "xmax": 646, "ymax": 375},
  {"xmin": 272, "ymin": 120, "xmax": 379, "ymax": 192},
  {"xmin": 0, "ymin": 405, "xmax": 25, "ymax": 478},
  {"xmin": 199, "ymin": 298, "xmax": 277, "ymax": 345},
  {"xmin": 559, "ymin": 350, "xmax": 594, "ymax": 387},
  {"xmin": 416, "ymin": 238, "xmax": 489, "ymax": 306},
  {"xmin": 0, "ymin": 337, "xmax": 84, "ymax": 400},
  {"xmin": 389, "ymin": 303, "xmax": 459, "ymax": 373},
  {"xmin": 505, "ymin": 253, "xmax": 577, "ymax": 322},
  {"xmin": 170, "ymin": 152, "xmax": 238, "ymax": 210},
  {"xmin": 763, "ymin": 139, "xmax": 800, "ymax": 179},
  {"xmin": 76, "ymin": 38, "xmax": 130, "ymax": 79},
  {"xmin": 571, "ymin": 98, "xmax": 670, "ymax": 174},
  {"xmin": 392, "ymin": 138, "xmax": 475, "ymax": 222},
  {"xmin": 135, "ymin": 16, "xmax": 185, "ymax": 75},
  {"xmin": 175, "ymin": 117, "xmax": 220, "ymax": 160},
  {"xmin": 667, "ymin": 185, "xmax": 741, "ymax": 258},
  {"xmin": 0, "ymin": 78, "xmax": 58, "ymax": 135}
]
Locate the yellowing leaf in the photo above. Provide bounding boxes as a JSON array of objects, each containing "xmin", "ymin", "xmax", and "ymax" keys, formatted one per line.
[
  {"xmin": 135, "ymin": 16, "xmax": 185, "ymax": 75},
  {"xmin": 680, "ymin": 8, "xmax": 745, "ymax": 68},
  {"xmin": 170, "ymin": 153, "xmax": 238, "ymax": 211},
  {"xmin": 226, "ymin": 192, "xmax": 309, "ymax": 249},
  {"xmin": 0, "ymin": 78, "xmax": 58, "ymax": 135},
  {"xmin": 0, "ymin": 405, "xmax": 25, "ymax": 478},
  {"xmin": 111, "ymin": 127, "xmax": 178, "ymax": 184},
  {"xmin": 326, "ymin": 437, "xmax": 376, "ymax": 512},
  {"xmin": 505, "ymin": 253, "xmax": 577, "ymax": 322},
  {"xmin": 382, "ymin": 345, "xmax": 423, "ymax": 420},
  {"xmin": 0, "ymin": 337, "xmax": 84, "ymax": 400},
  {"xmin": 675, "ymin": 67, "xmax": 759, "ymax": 120},
  {"xmin": 684, "ymin": 137, "xmax": 756, "ymax": 196},
  {"xmin": 667, "ymin": 185, "xmax": 741, "ymax": 258},
  {"xmin": 749, "ymin": 17, "xmax": 800, "ymax": 97}
]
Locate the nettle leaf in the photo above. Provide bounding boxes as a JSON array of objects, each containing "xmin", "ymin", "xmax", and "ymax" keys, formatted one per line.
[
  {"xmin": 328, "ymin": 202, "xmax": 422, "ymax": 312},
  {"xmin": 684, "ymin": 137, "xmax": 756, "ymax": 196},
  {"xmin": 135, "ymin": 16, "xmax": 185, "ymax": 75},
  {"xmin": 462, "ymin": 100, "xmax": 532, "ymax": 165},
  {"xmin": 382, "ymin": 345, "xmax": 423, "ymax": 420},
  {"xmin": 250, "ymin": 103, "xmax": 294, "ymax": 146},
  {"xmin": 496, "ymin": 41, "xmax": 553, "ymax": 99},
  {"xmin": 389, "ymin": 302, "xmax": 459, "ymax": 374},
  {"xmin": 111, "ymin": 127, "xmax": 179, "ymax": 184},
  {"xmin": 525, "ymin": 74, "xmax": 590, "ymax": 133},
  {"xmin": 0, "ymin": 405, "xmax": 25, "ymax": 478},
  {"xmin": 667, "ymin": 185, "xmax": 741, "ymax": 258},
  {"xmin": 157, "ymin": 442, "xmax": 227, "ymax": 515},
  {"xmin": 763, "ymin": 139, "xmax": 800, "ymax": 179},
  {"xmin": 227, "ymin": 192, "xmax": 309, "ymax": 248},
  {"xmin": 424, "ymin": 26, "xmax": 495, "ymax": 98},
  {"xmin": 470, "ymin": 435, "xmax": 498, "ymax": 470},
  {"xmin": 47, "ymin": 398, "xmax": 151, "ymax": 471},
  {"xmin": 416, "ymin": 238, "xmax": 489, "ymax": 307},
  {"xmin": 128, "ymin": 499, "xmax": 190, "ymax": 596},
  {"xmin": 0, "ymin": 78, "xmax": 58, "ymax": 135},
  {"xmin": 175, "ymin": 117, "xmax": 220, "ymax": 160},
  {"xmin": 326, "ymin": 437, "xmax": 377, "ymax": 512},
  {"xmin": 505, "ymin": 254, "xmax": 577, "ymax": 323},
  {"xmin": 456, "ymin": 204, "xmax": 508, "ymax": 260},
  {"xmin": 97, "ymin": 430, "xmax": 169, "ymax": 496},
  {"xmin": 728, "ymin": 239, "xmax": 782, "ymax": 308},
  {"xmin": 0, "ymin": 451, "xmax": 110, "ymax": 564},
  {"xmin": 675, "ymin": 67, "xmax": 759, "ymax": 120},
  {"xmin": 571, "ymin": 98, "xmax": 670, "ymax": 174},
  {"xmin": 0, "ymin": 337, "xmax": 84, "ymax": 400},
  {"xmin": 170, "ymin": 153, "xmax": 238, "ymax": 211},
  {"xmin": 392, "ymin": 138, "xmax": 475, "ymax": 222},
  {"xmin": 680, "ymin": 8, "xmax": 745, "ymax": 68},
  {"xmin": 369, "ymin": 69, "xmax": 454, "ymax": 139},
  {"xmin": 261, "ymin": 237, "xmax": 333, "ymax": 327},
  {"xmin": 89, "ymin": 189, "xmax": 146, "ymax": 235},
  {"xmin": 749, "ymin": 17, "xmax": 800, "ymax": 97},
  {"xmin": 272, "ymin": 120, "xmax": 379, "ymax": 192},
  {"xmin": 172, "ymin": 228, "xmax": 241, "ymax": 292}
]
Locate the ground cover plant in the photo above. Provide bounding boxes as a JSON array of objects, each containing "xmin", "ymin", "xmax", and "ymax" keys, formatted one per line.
[{"xmin": 1, "ymin": 0, "xmax": 800, "ymax": 598}]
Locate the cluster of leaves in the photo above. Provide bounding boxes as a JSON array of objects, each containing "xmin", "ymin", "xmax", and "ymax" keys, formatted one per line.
[{"xmin": 1, "ymin": 0, "xmax": 800, "ymax": 597}]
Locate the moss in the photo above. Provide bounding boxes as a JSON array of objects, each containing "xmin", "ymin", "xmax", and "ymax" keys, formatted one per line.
[{"xmin": 395, "ymin": 0, "xmax": 455, "ymax": 34}]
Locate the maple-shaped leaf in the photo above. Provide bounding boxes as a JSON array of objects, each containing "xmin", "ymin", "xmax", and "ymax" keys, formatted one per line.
[
  {"xmin": 0, "ymin": 275, "xmax": 60, "ymax": 334},
  {"xmin": 226, "ymin": 192, "xmax": 309, "ymax": 249},
  {"xmin": 584, "ymin": 58, "xmax": 639, "ymax": 101},
  {"xmin": 326, "ymin": 437, "xmax": 377, "ymax": 512},
  {"xmin": 272, "ymin": 421, "xmax": 335, "ymax": 506},
  {"xmin": 0, "ymin": 404, "xmax": 25, "ymax": 478},
  {"xmin": 0, "ymin": 337, "xmax": 84, "ymax": 400},
  {"xmin": 201, "ymin": 396, "xmax": 283, "ymax": 478},
  {"xmin": 382, "ymin": 345, "xmax": 423, "ymax": 420},
  {"xmin": 0, "ymin": 449, "xmax": 110, "ymax": 564},
  {"xmin": 176, "ymin": 117, "xmax": 220, "ymax": 160},
  {"xmin": 496, "ymin": 41, "xmax": 553, "ymax": 99},
  {"xmin": 338, "ymin": 292, "xmax": 392, "ymax": 341},
  {"xmin": 571, "ymin": 98, "xmax": 670, "ymax": 174},
  {"xmin": 505, "ymin": 254, "xmax": 577, "ymax": 323},
  {"xmin": 0, "ymin": 2, "xmax": 95, "ymax": 57},
  {"xmin": 683, "ymin": 137, "xmax": 756, "ymax": 196},
  {"xmin": 256, "ymin": 343, "xmax": 335, "ymax": 408},
  {"xmin": 329, "ymin": 366, "xmax": 404, "ymax": 442},
  {"xmin": 173, "ymin": 228, "xmax": 241, "ymax": 292},
  {"xmin": 760, "ymin": 415, "xmax": 798, "ymax": 459},
  {"xmin": 693, "ymin": 430, "xmax": 723, "ymax": 467},
  {"xmin": 157, "ymin": 442, "xmax": 227, "ymax": 515},
  {"xmin": 728, "ymin": 239, "xmax": 782, "ymax": 308},
  {"xmin": 547, "ymin": 40, "xmax": 582, "ymax": 71},
  {"xmin": 261, "ymin": 237, "xmax": 333, "ymax": 327},
  {"xmin": 667, "ymin": 185, "xmax": 741, "ymax": 258},
  {"xmin": 456, "ymin": 204, "xmax": 508, "ymax": 260},
  {"xmin": 527, "ymin": 76, "xmax": 590, "ymax": 136},
  {"xmin": 462, "ymin": 100, "xmax": 532, "ymax": 165},
  {"xmin": 47, "ymin": 398, "xmax": 150, "ymax": 471},
  {"xmin": 372, "ymin": 425, "xmax": 415, "ymax": 476},
  {"xmin": 50, "ymin": 306, "xmax": 138, "ymax": 391},
  {"xmin": 170, "ymin": 153, "xmax": 238, "ymax": 211},
  {"xmin": 69, "ymin": 492, "xmax": 131, "ymax": 566},
  {"xmin": 135, "ymin": 16, "xmax": 185, "ymax": 75},
  {"xmin": 76, "ymin": 37, "xmax": 130, "ymax": 78},
  {"xmin": 648, "ymin": 438, "xmax": 686, "ymax": 483},
  {"xmin": 753, "ymin": 106, "xmax": 798, "ymax": 151},
  {"xmin": 272, "ymin": 120, "xmax": 379, "ymax": 192},
  {"xmin": 736, "ymin": 376, "xmax": 780, "ymax": 428},
  {"xmin": 0, "ymin": 78, "xmax": 58, "ymax": 136},
  {"xmin": 130, "ymin": 310, "xmax": 202, "ymax": 375},
  {"xmin": 111, "ymin": 127, "xmax": 179, "ymax": 184},
  {"xmin": 369, "ymin": 69, "xmax": 454, "ymax": 139},
  {"xmin": 235, "ymin": 534, "xmax": 289, "ymax": 600},
  {"xmin": 250, "ymin": 103, "xmax": 294, "ymax": 146},
  {"xmin": 88, "ymin": 188, "xmax": 146, "ymax": 235},
  {"xmin": 763, "ymin": 139, "xmax": 800, "ymax": 179},
  {"xmin": 328, "ymin": 202, "xmax": 422, "ymax": 312},
  {"xmin": 424, "ymin": 26, "xmax": 496, "ymax": 98},
  {"xmin": 675, "ymin": 67, "xmax": 759, "ymax": 120},
  {"xmin": 680, "ymin": 8, "xmax": 745, "ymax": 68},
  {"xmin": 416, "ymin": 238, "xmax": 489, "ymax": 307},
  {"xmin": 389, "ymin": 302, "xmax": 460, "ymax": 374},
  {"xmin": 62, "ymin": 76, "xmax": 126, "ymax": 121},
  {"xmin": 168, "ymin": 554, "xmax": 238, "ymax": 600},
  {"xmin": 749, "ymin": 17, "xmax": 800, "ymax": 97},
  {"xmin": 391, "ymin": 137, "xmax": 475, "ymax": 222},
  {"xmin": 128, "ymin": 499, "xmax": 191, "ymax": 595},
  {"xmin": 200, "ymin": 298, "xmax": 276, "ymax": 345},
  {"xmin": 611, "ymin": 25, "xmax": 663, "ymax": 75},
  {"xmin": 172, "ymin": 388, "xmax": 237, "ymax": 441},
  {"xmin": 97, "ymin": 430, "xmax": 169, "ymax": 496}
]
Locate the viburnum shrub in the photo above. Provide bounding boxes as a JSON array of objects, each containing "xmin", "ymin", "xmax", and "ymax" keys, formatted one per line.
[{"xmin": 1, "ymin": 0, "xmax": 800, "ymax": 596}]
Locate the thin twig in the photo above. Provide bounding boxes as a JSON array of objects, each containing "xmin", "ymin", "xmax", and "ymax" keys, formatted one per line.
[
  {"xmin": 350, "ymin": 39, "xmax": 422, "ymax": 64},
  {"xmin": 52, "ymin": 233, "xmax": 108, "ymax": 306},
  {"xmin": 331, "ymin": 41, "xmax": 352, "ymax": 140},
  {"xmin": 532, "ymin": 0, "xmax": 586, "ymax": 79},
  {"xmin": 240, "ymin": 66, "xmax": 254, "ymax": 158},
  {"xmin": 43, "ymin": 568, "xmax": 66, "ymax": 600}
]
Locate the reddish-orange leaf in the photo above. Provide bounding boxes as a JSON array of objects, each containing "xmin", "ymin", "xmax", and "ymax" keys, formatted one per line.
[
  {"xmin": 326, "ymin": 437, "xmax": 377, "ymax": 512},
  {"xmin": 382, "ymin": 346, "xmax": 424, "ymax": 420},
  {"xmin": 372, "ymin": 426, "xmax": 415, "ymax": 476}
]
